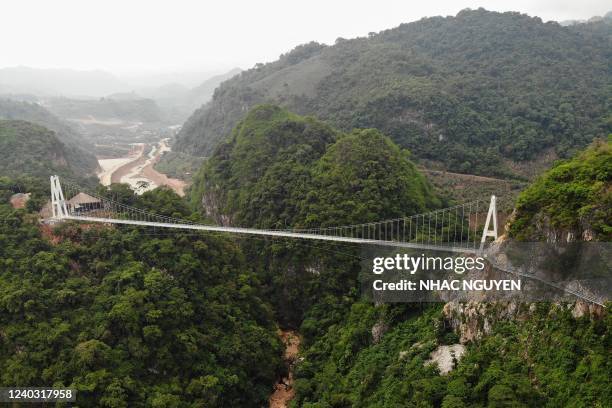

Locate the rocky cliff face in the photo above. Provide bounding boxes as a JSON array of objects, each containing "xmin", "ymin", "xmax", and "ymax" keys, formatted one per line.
[
  {"xmin": 442, "ymin": 300, "xmax": 606, "ymax": 344},
  {"xmin": 443, "ymin": 301, "xmax": 529, "ymax": 343},
  {"xmin": 200, "ymin": 187, "xmax": 232, "ymax": 226},
  {"xmin": 528, "ymin": 212, "xmax": 597, "ymax": 244},
  {"xmin": 443, "ymin": 229, "xmax": 608, "ymax": 344}
]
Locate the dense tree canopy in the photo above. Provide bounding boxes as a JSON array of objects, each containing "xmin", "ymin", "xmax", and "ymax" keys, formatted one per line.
[
  {"xmin": 0, "ymin": 186, "xmax": 283, "ymax": 407},
  {"xmin": 176, "ymin": 9, "xmax": 611, "ymax": 177},
  {"xmin": 301, "ymin": 128, "xmax": 438, "ymax": 227},
  {"xmin": 509, "ymin": 138, "xmax": 611, "ymax": 241},
  {"xmin": 190, "ymin": 104, "xmax": 441, "ymax": 329},
  {"xmin": 289, "ymin": 139, "xmax": 612, "ymax": 407},
  {"xmin": 0, "ymin": 120, "xmax": 99, "ymax": 185},
  {"xmin": 293, "ymin": 301, "xmax": 611, "ymax": 407},
  {"xmin": 191, "ymin": 104, "xmax": 439, "ymax": 229},
  {"xmin": 0, "ymin": 99, "xmax": 99, "ymax": 176}
]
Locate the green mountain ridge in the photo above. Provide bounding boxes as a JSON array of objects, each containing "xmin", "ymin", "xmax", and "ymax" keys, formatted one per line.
[
  {"xmin": 0, "ymin": 99, "xmax": 99, "ymax": 175},
  {"xmin": 509, "ymin": 137, "xmax": 612, "ymax": 241},
  {"xmin": 189, "ymin": 105, "xmax": 611, "ymax": 407},
  {"xmin": 0, "ymin": 120, "xmax": 94, "ymax": 180},
  {"xmin": 175, "ymin": 8, "xmax": 611, "ymax": 177},
  {"xmin": 191, "ymin": 104, "xmax": 440, "ymax": 230},
  {"xmin": 191, "ymin": 103, "xmax": 441, "ymax": 328}
]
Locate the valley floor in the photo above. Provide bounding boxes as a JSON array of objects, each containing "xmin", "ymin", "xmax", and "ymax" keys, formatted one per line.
[
  {"xmin": 269, "ymin": 330, "xmax": 301, "ymax": 408},
  {"xmin": 97, "ymin": 138, "xmax": 186, "ymax": 195}
]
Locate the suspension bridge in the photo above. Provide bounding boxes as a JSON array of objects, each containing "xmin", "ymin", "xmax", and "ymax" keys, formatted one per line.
[
  {"xmin": 48, "ymin": 176, "xmax": 607, "ymax": 307},
  {"xmin": 49, "ymin": 176, "xmax": 499, "ymax": 254}
]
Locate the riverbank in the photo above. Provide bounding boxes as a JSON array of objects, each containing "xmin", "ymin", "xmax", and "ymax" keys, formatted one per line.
[
  {"xmin": 97, "ymin": 139, "xmax": 186, "ymax": 196},
  {"xmin": 109, "ymin": 144, "xmax": 147, "ymax": 184},
  {"xmin": 97, "ymin": 144, "xmax": 143, "ymax": 185}
]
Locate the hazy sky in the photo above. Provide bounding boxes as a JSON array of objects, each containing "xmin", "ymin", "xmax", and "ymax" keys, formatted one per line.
[{"xmin": 2, "ymin": 0, "xmax": 609, "ymax": 75}]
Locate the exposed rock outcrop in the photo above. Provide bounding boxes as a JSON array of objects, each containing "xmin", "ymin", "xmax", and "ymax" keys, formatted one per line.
[
  {"xmin": 443, "ymin": 300, "xmax": 606, "ymax": 344},
  {"xmin": 443, "ymin": 301, "xmax": 529, "ymax": 343},
  {"xmin": 371, "ymin": 319, "xmax": 389, "ymax": 344},
  {"xmin": 570, "ymin": 300, "xmax": 606, "ymax": 319},
  {"xmin": 425, "ymin": 344, "xmax": 466, "ymax": 375},
  {"xmin": 201, "ymin": 188, "xmax": 232, "ymax": 226}
]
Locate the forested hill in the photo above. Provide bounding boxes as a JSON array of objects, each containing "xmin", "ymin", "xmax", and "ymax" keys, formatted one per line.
[
  {"xmin": 46, "ymin": 96, "xmax": 164, "ymax": 123},
  {"xmin": 188, "ymin": 105, "xmax": 610, "ymax": 407},
  {"xmin": 509, "ymin": 137, "xmax": 611, "ymax": 241},
  {"xmin": 191, "ymin": 104, "xmax": 439, "ymax": 230},
  {"xmin": 191, "ymin": 104, "xmax": 440, "ymax": 325},
  {"xmin": 175, "ymin": 8, "xmax": 611, "ymax": 177},
  {"xmin": 0, "ymin": 99, "xmax": 98, "ymax": 175},
  {"xmin": 291, "ymin": 138, "xmax": 611, "ymax": 407},
  {"xmin": 0, "ymin": 187, "xmax": 283, "ymax": 406},
  {"xmin": 0, "ymin": 120, "xmax": 93, "ymax": 180}
]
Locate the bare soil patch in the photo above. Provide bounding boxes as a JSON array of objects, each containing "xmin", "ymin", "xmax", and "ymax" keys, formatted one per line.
[{"xmin": 269, "ymin": 330, "xmax": 301, "ymax": 408}]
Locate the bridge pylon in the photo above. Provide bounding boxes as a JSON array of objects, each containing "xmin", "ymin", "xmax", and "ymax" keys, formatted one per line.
[
  {"xmin": 479, "ymin": 195, "xmax": 498, "ymax": 251},
  {"xmin": 50, "ymin": 175, "xmax": 68, "ymax": 219}
]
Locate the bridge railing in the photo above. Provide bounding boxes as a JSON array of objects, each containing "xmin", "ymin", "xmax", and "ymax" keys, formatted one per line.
[{"xmin": 50, "ymin": 175, "xmax": 501, "ymax": 251}]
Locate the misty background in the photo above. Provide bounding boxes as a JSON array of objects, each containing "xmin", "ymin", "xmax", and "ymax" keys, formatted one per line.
[{"xmin": 1, "ymin": 0, "xmax": 610, "ymax": 97}]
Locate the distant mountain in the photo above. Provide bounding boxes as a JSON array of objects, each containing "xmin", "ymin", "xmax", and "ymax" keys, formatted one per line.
[
  {"xmin": 0, "ymin": 67, "xmax": 128, "ymax": 97},
  {"xmin": 135, "ymin": 83, "xmax": 190, "ymax": 101},
  {"xmin": 0, "ymin": 67, "xmax": 243, "ymax": 123},
  {"xmin": 137, "ymin": 68, "xmax": 242, "ymax": 123},
  {"xmin": 0, "ymin": 99, "xmax": 98, "ymax": 175},
  {"xmin": 559, "ymin": 11, "xmax": 612, "ymax": 26},
  {"xmin": 0, "ymin": 120, "xmax": 93, "ymax": 179},
  {"xmin": 189, "ymin": 68, "xmax": 242, "ymax": 108},
  {"xmin": 45, "ymin": 96, "xmax": 164, "ymax": 124},
  {"xmin": 175, "ymin": 9, "xmax": 612, "ymax": 177},
  {"xmin": 104, "ymin": 91, "xmax": 146, "ymax": 101},
  {"xmin": 117, "ymin": 69, "xmax": 234, "ymax": 88}
]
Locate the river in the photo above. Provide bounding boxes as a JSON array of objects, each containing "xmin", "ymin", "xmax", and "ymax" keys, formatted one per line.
[{"xmin": 97, "ymin": 138, "xmax": 186, "ymax": 196}]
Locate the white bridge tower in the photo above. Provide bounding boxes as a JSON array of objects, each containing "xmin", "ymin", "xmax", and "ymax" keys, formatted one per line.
[
  {"xmin": 50, "ymin": 175, "xmax": 68, "ymax": 219},
  {"xmin": 480, "ymin": 195, "xmax": 498, "ymax": 251}
]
